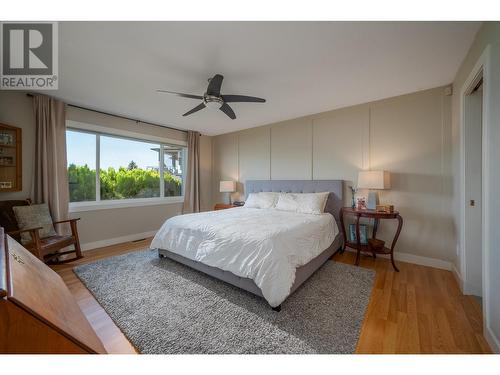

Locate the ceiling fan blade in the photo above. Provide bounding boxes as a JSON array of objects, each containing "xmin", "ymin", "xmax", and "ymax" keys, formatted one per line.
[
  {"xmin": 183, "ymin": 103, "xmax": 206, "ymax": 117},
  {"xmin": 221, "ymin": 95, "xmax": 266, "ymax": 103},
  {"xmin": 219, "ymin": 103, "xmax": 236, "ymax": 120},
  {"xmin": 156, "ymin": 90, "xmax": 203, "ymax": 100},
  {"xmin": 207, "ymin": 74, "xmax": 224, "ymax": 96}
]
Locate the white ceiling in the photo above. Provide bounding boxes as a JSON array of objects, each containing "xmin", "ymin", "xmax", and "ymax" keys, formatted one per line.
[{"xmin": 50, "ymin": 22, "xmax": 481, "ymax": 135}]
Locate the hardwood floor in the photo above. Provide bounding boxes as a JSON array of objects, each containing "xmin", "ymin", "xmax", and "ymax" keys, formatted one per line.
[
  {"xmin": 51, "ymin": 240, "xmax": 146, "ymax": 354},
  {"xmin": 52, "ymin": 240, "xmax": 491, "ymax": 354}
]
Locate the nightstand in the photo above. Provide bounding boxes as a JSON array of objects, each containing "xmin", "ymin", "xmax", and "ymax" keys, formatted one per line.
[
  {"xmin": 339, "ymin": 207, "xmax": 403, "ymax": 272},
  {"xmin": 214, "ymin": 203, "xmax": 236, "ymax": 211}
]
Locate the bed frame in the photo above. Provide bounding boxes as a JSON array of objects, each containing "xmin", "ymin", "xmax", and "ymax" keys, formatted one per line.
[{"xmin": 158, "ymin": 180, "xmax": 344, "ymax": 311}]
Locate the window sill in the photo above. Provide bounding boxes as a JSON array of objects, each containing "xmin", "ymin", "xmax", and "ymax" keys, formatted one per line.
[{"xmin": 69, "ymin": 196, "xmax": 184, "ymax": 213}]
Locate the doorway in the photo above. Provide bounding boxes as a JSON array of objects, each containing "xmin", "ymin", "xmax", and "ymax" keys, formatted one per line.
[
  {"xmin": 463, "ymin": 76, "xmax": 483, "ymax": 299},
  {"xmin": 459, "ymin": 46, "xmax": 495, "ymax": 351}
]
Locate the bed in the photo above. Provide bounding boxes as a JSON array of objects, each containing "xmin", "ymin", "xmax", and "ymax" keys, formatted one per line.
[{"xmin": 152, "ymin": 180, "xmax": 344, "ymax": 310}]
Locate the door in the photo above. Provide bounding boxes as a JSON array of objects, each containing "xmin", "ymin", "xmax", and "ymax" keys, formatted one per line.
[{"xmin": 464, "ymin": 83, "xmax": 483, "ymax": 297}]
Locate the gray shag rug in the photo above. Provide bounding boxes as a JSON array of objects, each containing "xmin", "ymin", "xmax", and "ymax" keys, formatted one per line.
[{"xmin": 74, "ymin": 249, "xmax": 375, "ymax": 354}]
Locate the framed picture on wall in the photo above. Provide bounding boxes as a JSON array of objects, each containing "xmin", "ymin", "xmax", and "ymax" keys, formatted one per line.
[{"xmin": 349, "ymin": 224, "xmax": 368, "ymax": 244}]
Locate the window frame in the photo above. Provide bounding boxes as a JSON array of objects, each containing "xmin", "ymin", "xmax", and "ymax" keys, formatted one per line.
[{"xmin": 66, "ymin": 121, "xmax": 187, "ymax": 212}]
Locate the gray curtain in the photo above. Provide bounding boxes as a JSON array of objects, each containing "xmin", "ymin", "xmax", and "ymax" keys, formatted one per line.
[
  {"xmin": 182, "ymin": 130, "xmax": 201, "ymax": 213},
  {"xmin": 32, "ymin": 95, "xmax": 69, "ymax": 228}
]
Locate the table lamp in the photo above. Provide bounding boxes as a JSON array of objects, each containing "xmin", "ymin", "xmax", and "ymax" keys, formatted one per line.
[
  {"xmin": 357, "ymin": 170, "xmax": 391, "ymax": 210},
  {"xmin": 219, "ymin": 180, "xmax": 236, "ymax": 204}
]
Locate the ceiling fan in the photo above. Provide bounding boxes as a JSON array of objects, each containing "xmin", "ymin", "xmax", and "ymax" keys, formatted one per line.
[{"xmin": 157, "ymin": 74, "xmax": 266, "ymax": 120}]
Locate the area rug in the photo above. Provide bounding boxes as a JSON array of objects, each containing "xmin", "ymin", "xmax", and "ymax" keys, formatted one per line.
[{"xmin": 74, "ymin": 249, "xmax": 375, "ymax": 354}]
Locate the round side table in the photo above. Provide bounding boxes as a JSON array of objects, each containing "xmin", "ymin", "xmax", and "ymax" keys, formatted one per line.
[{"xmin": 339, "ymin": 207, "xmax": 403, "ymax": 272}]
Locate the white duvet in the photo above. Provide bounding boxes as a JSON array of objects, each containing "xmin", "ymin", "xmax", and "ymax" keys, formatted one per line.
[{"xmin": 151, "ymin": 207, "xmax": 338, "ymax": 307}]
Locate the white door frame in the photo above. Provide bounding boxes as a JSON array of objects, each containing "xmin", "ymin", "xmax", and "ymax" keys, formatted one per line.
[{"xmin": 459, "ymin": 45, "xmax": 491, "ymax": 342}]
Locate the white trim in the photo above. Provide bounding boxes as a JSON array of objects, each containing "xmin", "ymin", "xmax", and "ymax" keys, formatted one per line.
[
  {"xmin": 451, "ymin": 263, "xmax": 464, "ymax": 293},
  {"xmin": 69, "ymin": 196, "xmax": 184, "ymax": 213},
  {"xmin": 485, "ymin": 326, "xmax": 500, "ymax": 354},
  {"xmin": 159, "ymin": 144, "xmax": 165, "ymax": 198},
  {"xmin": 344, "ymin": 248, "xmax": 452, "ymax": 271},
  {"xmin": 67, "ymin": 122, "xmax": 186, "ymax": 212},
  {"xmin": 459, "ymin": 45, "xmax": 492, "ymax": 350},
  {"xmin": 67, "ymin": 120, "xmax": 187, "ymax": 146},
  {"xmin": 95, "ymin": 133, "xmax": 101, "ymax": 202},
  {"xmin": 392, "ymin": 252, "xmax": 452, "ymax": 271},
  {"xmin": 80, "ymin": 230, "xmax": 157, "ymax": 252}
]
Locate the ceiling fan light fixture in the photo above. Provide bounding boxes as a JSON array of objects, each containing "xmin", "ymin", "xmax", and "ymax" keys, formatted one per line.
[
  {"xmin": 157, "ymin": 73, "xmax": 266, "ymax": 120},
  {"xmin": 203, "ymin": 95, "xmax": 224, "ymax": 110}
]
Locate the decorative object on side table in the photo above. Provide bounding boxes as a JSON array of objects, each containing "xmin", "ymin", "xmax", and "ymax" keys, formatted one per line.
[
  {"xmin": 339, "ymin": 207, "xmax": 403, "ymax": 272},
  {"xmin": 368, "ymin": 238, "xmax": 385, "ymax": 252},
  {"xmin": 357, "ymin": 170, "xmax": 391, "ymax": 209},
  {"xmin": 219, "ymin": 180, "xmax": 236, "ymax": 204},
  {"xmin": 348, "ymin": 185, "xmax": 357, "ymax": 209},
  {"xmin": 376, "ymin": 204, "xmax": 394, "ymax": 213},
  {"xmin": 356, "ymin": 197, "xmax": 367, "ymax": 210},
  {"xmin": 349, "ymin": 223, "xmax": 368, "ymax": 244}
]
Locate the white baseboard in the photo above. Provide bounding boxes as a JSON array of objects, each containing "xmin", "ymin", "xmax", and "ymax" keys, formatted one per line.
[
  {"xmin": 392, "ymin": 252, "xmax": 452, "ymax": 270},
  {"xmin": 80, "ymin": 230, "xmax": 157, "ymax": 251},
  {"xmin": 451, "ymin": 263, "xmax": 465, "ymax": 292},
  {"xmin": 344, "ymin": 248, "xmax": 452, "ymax": 271},
  {"xmin": 451, "ymin": 260, "xmax": 499, "ymax": 354},
  {"xmin": 485, "ymin": 326, "xmax": 500, "ymax": 354},
  {"xmin": 455, "ymin": 262, "xmax": 482, "ymax": 296}
]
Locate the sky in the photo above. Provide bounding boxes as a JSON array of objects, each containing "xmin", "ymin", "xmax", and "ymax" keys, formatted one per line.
[{"xmin": 66, "ymin": 130, "xmax": 161, "ymax": 170}]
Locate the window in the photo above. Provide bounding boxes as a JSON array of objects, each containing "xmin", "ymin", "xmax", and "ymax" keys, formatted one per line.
[
  {"xmin": 99, "ymin": 135, "xmax": 161, "ymax": 200},
  {"xmin": 66, "ymin": 128, "xmax": 186, "ymax": 209},
  {"xmin": 67, "ymin": 130, "xmax": 96, "ymax": 202}
]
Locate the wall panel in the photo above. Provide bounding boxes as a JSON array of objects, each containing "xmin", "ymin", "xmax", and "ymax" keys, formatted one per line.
[
  {"xmin": 238, "ymin": 126, "xmax": 271, "ymax": 199},
  {"xmin": 211, "ymin": 132, "xmax": 238, "ymax": 204},
  {"xmin": 270, "ymin": 118, "xmax": 313, "ymax": 180},
  {"xmin": 211, "ymin": 86, "xmax": 454, "ymax": 263},
  {"xmin": 313, "ymin": 105, "xmax": 369, "ymax": 184}
]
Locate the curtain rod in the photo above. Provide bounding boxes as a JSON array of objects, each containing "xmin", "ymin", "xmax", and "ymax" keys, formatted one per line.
[{"xmin": 26, "ymin": 93, "xmax": 188, "ymax": 134}]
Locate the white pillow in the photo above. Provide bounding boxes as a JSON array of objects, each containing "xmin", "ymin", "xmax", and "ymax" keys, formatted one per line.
[
  {"xmin": 275, "ymin": 192, "xmax": 330, "ymax": 215},
  {"xmin": 244, "ymin": 192, "xmax": 279, "ymax": 209}
]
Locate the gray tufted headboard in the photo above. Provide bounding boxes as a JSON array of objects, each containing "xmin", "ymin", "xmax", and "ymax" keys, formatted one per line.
[{"xmin": 245, "ymin": 180, "xmax": 344, "ymax": 225}]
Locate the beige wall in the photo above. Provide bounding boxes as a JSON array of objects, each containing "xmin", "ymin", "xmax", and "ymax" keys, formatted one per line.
[
  {"xmin": 212, "ymin": 86, "xmax": 454, "ymax": 263},
  {"xmin": 0, "ymin": 91, "xmax": 213, "ymax": 246},
  {"xmin": 451, "ymin": 22, "xmax": 500, "ymax": 351},
  {"xmin": 73, "ymin": 203, "xmax": 183, "ymax": 247}
]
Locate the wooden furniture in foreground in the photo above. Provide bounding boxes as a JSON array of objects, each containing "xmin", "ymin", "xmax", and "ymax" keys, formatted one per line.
[
  {"xmin": 0, "ymin": 199, "xmax": 83, "ymax": 264},
  {"xmin": 214, "ymin": 203, "xmax": 237, "ymax": 210},
  {"xmin": 0, "ymin": 230, "xmax": 106, "ymax": 353},
  {"xmin": 339, "ymin": 207, "xmax": 403, "ymax": 272},
  {"xmin": 0, "ymin": 123, "xmax": 22, "ymax": 192}
]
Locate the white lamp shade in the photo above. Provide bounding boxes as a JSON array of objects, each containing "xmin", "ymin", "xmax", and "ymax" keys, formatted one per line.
[
  {"xmin": 357, "ymin": 170, "xmax": 391, "ymax": 190},
  {"xmin": 219, "ymin": 180, "xmax": 236, "ymax": 193}
]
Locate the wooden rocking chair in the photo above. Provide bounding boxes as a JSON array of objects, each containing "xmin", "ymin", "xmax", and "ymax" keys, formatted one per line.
[{"xmin": 0, "ymin": 199, "xmax": 83, "ymax": 264}]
